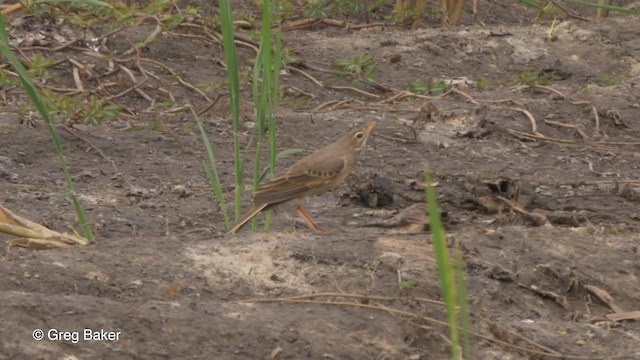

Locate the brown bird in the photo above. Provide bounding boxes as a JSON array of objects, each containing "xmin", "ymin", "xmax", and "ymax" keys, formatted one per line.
[{"xmin": 228, "ymin": 122, "xmax": 377, "ymax": 234}]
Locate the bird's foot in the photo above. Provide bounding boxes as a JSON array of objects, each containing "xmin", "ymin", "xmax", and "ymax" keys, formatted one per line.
[{"xmin": 308, "ymin": 223, "xmax": 332, "ymax": 234}]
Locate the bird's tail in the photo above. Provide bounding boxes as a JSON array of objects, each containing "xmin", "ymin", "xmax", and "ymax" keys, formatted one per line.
[{"xmin": 227, "ymin": 203, "xmax": 269, "ymax": 235}]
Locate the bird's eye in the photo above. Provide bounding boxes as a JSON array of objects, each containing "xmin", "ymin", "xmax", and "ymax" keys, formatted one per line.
[{"xmin": 356, "ymin": 132, "xmax": 364, "ymax": 139}]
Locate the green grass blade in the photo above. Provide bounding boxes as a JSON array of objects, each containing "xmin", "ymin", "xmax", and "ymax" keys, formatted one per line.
[
  {"xmin": 425, "ymin": 171, "xmax": 460, "ymax": 359},
  {"xmin": 0, "ymin": 13, "xmax": 92, "ymax": 242},
  {"xmin": 269, "ymin": 27, "xmax": 282, "ymax": 172},
  {"xmin": 251, "ymin": 44, "xmax": 266, "ymax": 231},
  {"xmin": 191, "ymin": 107, "xmax": 230, "ymax": 229},
  {"xmin": 266, "ymin": 28, "xmax": 283, "ymax": 231},
  {"xmin": 562, "ymin": 0, "xmax": 638, "ymax": 13},
  {"xmin": 516, "ymin": 0, "xmax": 542, "ymax": 10},
  {"xmin": 262, "ymin": 2, "xmax": 277, "ymax": 231},
  {"xmin": 219, "ymin": 0, "xmax": 243, "ymax": 222},
  {"xmin": 597, "ymin": 0, "xmax": 609, "ymax": 18},
  {"xmin": 273, "ymin": 30, "xmax": 282, "ymax": 110},
  {"xmin": 250, "ymin": 0, "xmax": 279, "ymax": 231},
  {"xmin": 454, "ymin": 242, "xmax": 472, "ymax": 359}
]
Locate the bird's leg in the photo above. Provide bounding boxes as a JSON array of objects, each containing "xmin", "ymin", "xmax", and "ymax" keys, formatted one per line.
[{"xmin": 293, "ymin": 199, "xmax": 327, "ymax": 233}]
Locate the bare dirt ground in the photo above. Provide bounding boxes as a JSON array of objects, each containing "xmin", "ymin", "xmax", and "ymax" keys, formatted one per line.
[{"xmin": 1, "ymin": 1, "xmax": 640, "ymax": 359}]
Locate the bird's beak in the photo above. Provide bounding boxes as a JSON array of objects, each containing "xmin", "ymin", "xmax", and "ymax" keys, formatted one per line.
[{"xmin": 366, "ymin": 122, "xmax": 377, "ymax": 132}]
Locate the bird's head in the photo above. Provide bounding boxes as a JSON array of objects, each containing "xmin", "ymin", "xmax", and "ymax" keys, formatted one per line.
[{"xmin": 348, "ymin": 121, "xmax": 377, "ymax": 153}]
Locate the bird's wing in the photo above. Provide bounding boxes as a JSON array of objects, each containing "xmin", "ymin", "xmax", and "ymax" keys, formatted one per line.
[
  {"xmin": 288, "ymin": 151, "xmax": 350, "ymax": 177},
  {"xmin": 227, "ymin": 203, "xmax": 269, "ymax": 234},
  {"xmin": 253, "ymin": 155, "xmax": 348, "ymax": 205}
]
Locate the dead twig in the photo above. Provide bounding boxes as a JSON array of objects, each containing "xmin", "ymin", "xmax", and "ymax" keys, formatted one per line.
[
  {"xmin": 348, "ymin": 22, "xmax": 393, "ymax": 30},
  {"xmin": 368, "ymin": 80, "xmax": 394, "ymax": 94},
  {"xmin": 96, "ymin": 27, "xmax": 125, "ymax": 42},
  {"xmin": 107, "ymin": 38, "xmax": 155, "ymax": 106},
  {"xmin": 164, "ymin": 105, "xmax": 192, "ymax": 114},
  {"xmin": 571, "ymin": 101, "xmax": 602, "ymax": 136},
  {"xmin": 591, "ymin": 104, "xmax": 600, "ymax": 136},
  {"xmin": 289, "ymin": 67, "xmax": 324, "ymax": 87},
  {"xmin": 483, "ymin": 320, "xmax": 563, "ymax": 357},
  {"xmin": 282, "ymin": 18, "xmax": 323, "ymax": 31},
  {"xmin": 585, "ymin": 159, "xmax": 594, "ymax": 172},
  {"xmin": 141, "ymin": 57, "xmax": 210, "ymax": 101},
  {"xmin": 584, "ymin": 285, "xmax": 625, "ymax": 314},
  {"xmin": 376, "ymin": 133, "xmax": 411, "ymax": 144},
  {"xmin": 313, "ymin": 100, "xmax": 342, "ymax": 112},
  {"xmin": 481, "ymin": 98, "xmax": 526, "ymax": 107},
  {"xmin": 40, "ymin": 85, "xmax": 82, "ymax": 96},
  {"xmin": 321, "ymin": 18, "xmax": 349, "ymax": 28},
  {"xmin": 506, "ymin": 129, "xmax": 578, "ymax": 144},
  {"xmin": 1, "ymin": 2, "xmax": 22, "ymax": 15},
  {"xmin": 495, "ymin": 106, "xmax": 541, "ymax": 136},
  {"xmin": 595, "ymin": 140, "xmax": 640, "ymax": 146},
  {"xmin": 451, "ymin": 87, "xmax": 479, "ymax": 104},
  {"xmin": 548, "ymin": 0, "xmax": 591, "ymax": 22},
  {"xmin": 378, "ymin": 90, "xmax": 451, "ymax": 104},
  {"xmin": 123, "ymin": 14, "xmax": 163, "ymax": 56},
  {"xmin": 544, "ymin": 119, "xmax": 588, "ymax": 139},
  {"xmin": 20, "ymin": 38, "xmax": 80, "ymax": 52},
  {"xmin": 233, "ymin": 33, "xmax": 260, "ymax": 48},
  {"xmin": 197, "ymin": 93, "xmax": 226, "ymax": 116},
  {"xmin": 532, "ymin": 84, "xmax": 567, "ymax": 99},
  {"xmin": 156, "ymin": 87, "xmax": 177, "ymax": 106},
  {"xmin": 606, "ymin": 310, "xmax": 640, "ymax": 322},
  {"xmin": 515, "ymin": 107, "xmax": 539, "ymax": 134},
  {"xmin": 297, "ymin": 62, "xmax": 335, "ymax": 74},
  {"xmin": 67, "ymin": 58, "xmax": 92, "ymax": 93},
  {"xmin": 233, "ymin": 38, "xmax": 259, "ymax": 53},
  {"xmin": 71, "ymin": 66, "xmax": 83, "ymax": 92},
  {"xmin": 588, "ymin": 179, "xmax": 640, "ymax": 185},
  {"xmin": 165, "ymin": 30, "xmax": 214, "ymax": 44},
  {"xmin": 313, "ymin": 100, "xmax": 360, "ymax": 112},
  {"xmin": 288, "ymin": 86, "xmax": 314, "ymax": 98},
  {"xmin": 108, "ymin": 63, "xmax": 151, "ymax": 102},
  {"xmin": 496, "ymin": 196, "xmax": 550, "ymax": 226},
  {"xmin": 330, "ymin": 100, "xmax": 358, "ymax": 111},
  {"xmin": 282, "ymin": 17, "xmax": 392, "ymax": 32},
  {"xmin": 328, "ymin": 85, "xmax": 380, "ymax": 98},
  {"xmin": 292, "ymin": 63, "xmax": 388, "ymax": 97}
]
